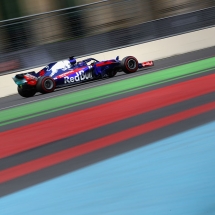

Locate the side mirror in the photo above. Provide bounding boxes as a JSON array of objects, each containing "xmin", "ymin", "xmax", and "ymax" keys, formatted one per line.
[{"xmin": 116, "ymin": 56, "xmax": 119, "ymax": 61}]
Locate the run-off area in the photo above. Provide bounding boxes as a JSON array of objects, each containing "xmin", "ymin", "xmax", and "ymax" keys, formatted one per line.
[{"xmin": 1, "ymin": 121, "xmax": 215, "ymax": 215}]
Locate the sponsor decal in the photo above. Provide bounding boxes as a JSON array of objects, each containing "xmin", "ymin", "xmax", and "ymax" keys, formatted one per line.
[
  {"xmin": 64, "ymin": 70, "xmax": 92, "ymax": 84},
  {"xmin": 57, "ymin": 67, "xmax": 85, "ymax": 79},
  {"xmin": 49, "ymin": 60, "xmax": 72, "ymax": 77},
  {"xmin": 50, "ymin": 70, "xmax": 58, "ymax": 77}
]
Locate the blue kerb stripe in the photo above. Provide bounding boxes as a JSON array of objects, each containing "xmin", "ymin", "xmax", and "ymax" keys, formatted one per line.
[{"xmin": 1, "ymin": 121, "xmax": 215, "ymax": 215}]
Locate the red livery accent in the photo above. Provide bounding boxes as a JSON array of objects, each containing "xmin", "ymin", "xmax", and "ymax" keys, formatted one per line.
[
  {"xmin": 24, "ymin": 75, "xmax": 37, "ymax": 86},
  {"xmin": 39, "ymin": 70, "xmax": 45, "ymax": 77},
  {"xmin": 142, "ymin": 61, "xmax": 154, "ymax": 67},
  {"xmin": 96, "ymin": 60, "xmax": 114, "ymax": 67}
]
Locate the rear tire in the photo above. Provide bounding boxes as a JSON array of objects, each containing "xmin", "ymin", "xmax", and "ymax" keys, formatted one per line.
[
  {"xmin": 36, "ymin": 76, "xmax": 56, "ymax": 94},
  {"xmin": 121, "ymin": 56, "xmax": 138, "ymax": 74},
  {"xmin": 17, "ymin": 86, "xmax": 36, "ymax": 98}
]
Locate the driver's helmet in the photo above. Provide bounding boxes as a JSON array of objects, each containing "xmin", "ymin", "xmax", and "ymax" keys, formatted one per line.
[{"xmin": 69, "ymin": 56, "xmax": 76, "ymax": 66}]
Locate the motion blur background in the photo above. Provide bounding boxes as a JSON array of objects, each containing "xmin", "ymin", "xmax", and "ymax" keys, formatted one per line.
[{"xmin": 0, "ymin": 0, "xmax": 215, "ymax": 73}]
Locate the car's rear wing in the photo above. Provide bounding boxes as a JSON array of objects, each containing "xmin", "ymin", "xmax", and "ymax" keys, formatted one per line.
[{"xmin": 13, "ymin": 72, "xmax": 38, "ymax": 86}]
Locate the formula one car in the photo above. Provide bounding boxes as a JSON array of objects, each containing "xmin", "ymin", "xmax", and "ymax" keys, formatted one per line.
[{"xmin": 13, "ymin": 56, "xmax": 154, "ymax": 98}]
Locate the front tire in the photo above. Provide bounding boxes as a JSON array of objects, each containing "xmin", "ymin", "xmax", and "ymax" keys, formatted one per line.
[
  {"xmin": 36, "ymin": 76, "xmax": 56, "ymax": 94},
  {"xmin": 121, "ymin": 56, "xmax": 138, "ymax": 74},
  {"xmin": 17, "ymin": 86, "xmax": 36, "ymax": 98}
]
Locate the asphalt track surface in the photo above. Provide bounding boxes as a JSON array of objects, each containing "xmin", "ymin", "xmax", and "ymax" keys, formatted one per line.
[{"xmin": 0, "ymin": 46, "xmax": 215, "ymax": 197}]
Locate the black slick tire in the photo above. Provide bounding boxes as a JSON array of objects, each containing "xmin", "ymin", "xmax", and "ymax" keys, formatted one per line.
[
  {"xmin": 121, "ymin": 56, "xmax": 138, "ymax": 74},
  {"xmin": 17, "ymin": 86, "xmax": 36, "ymax": 98},
  {"xmin": 36, "ymin": 76, "xmax": 56, "ymax": 94}
]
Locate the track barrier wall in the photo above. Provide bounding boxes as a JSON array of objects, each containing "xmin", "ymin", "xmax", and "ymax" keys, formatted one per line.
[{"xmin": 0, "ymin": 2, "xmax": 215, "ymax": 74}]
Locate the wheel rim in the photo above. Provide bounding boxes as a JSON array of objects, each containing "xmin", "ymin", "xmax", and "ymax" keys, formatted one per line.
[
  {"xmin": 44, "ymin": 79, "xmax": 54, "ymax": 90},
  {"xmin": 127, "ymin": 59, "xmax": 136, "ymax": 70}
]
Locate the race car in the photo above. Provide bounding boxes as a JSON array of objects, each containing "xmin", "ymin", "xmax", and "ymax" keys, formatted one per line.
[{"xmin": 13, "ymin": 56, "xmax": 154, "ymax": 98}]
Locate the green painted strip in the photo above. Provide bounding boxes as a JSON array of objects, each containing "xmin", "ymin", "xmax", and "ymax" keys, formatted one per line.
[
  {"xmin": 0, "ymin": 57, "xmax": 215, "ymax": 126},
  {"xmin": 0, "ymin": 67, "xmax": 212, "ymax": 127}
]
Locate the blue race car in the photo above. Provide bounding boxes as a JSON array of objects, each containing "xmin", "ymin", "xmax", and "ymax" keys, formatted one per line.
[{"xmin": 13, "ymin": 56, "xmax": 154, "ymax": 98}]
